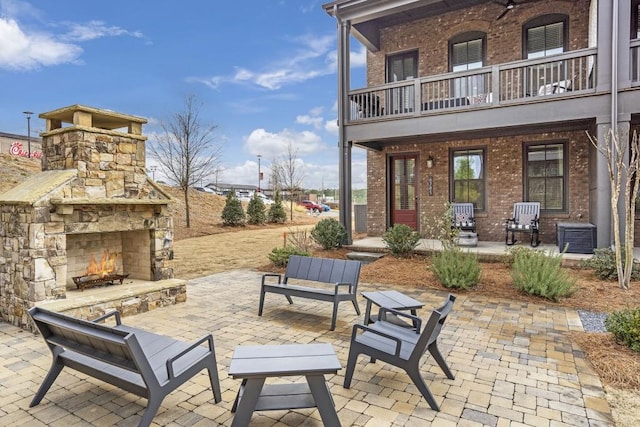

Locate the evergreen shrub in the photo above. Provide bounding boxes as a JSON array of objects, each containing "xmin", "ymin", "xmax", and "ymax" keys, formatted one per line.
[
  {"xmin": 605, "ymin": 307, "xmax": 640, "ymax": 352},
  {"xmin": 311, "ymin": 219, "xmax": 347, "ymax": 250},
  {"xmin": 221, "ymin": 191, "xmax": 246, "ymax": 226},
  {"xmin": 247, "ymin": 193, "xmax": 266, "ymax": 225},
  {"xmin": 510, "ymin": 249, "xmax": 576, "ymax": 301},
  {"xmin": 382, "ymin": 224, "xmax": 420, "ymax": 257},
  {"xmin": 267, "ymin": 245, "xmax": 311, "ymax": 267},
  {"xmin": 431, "ymin": 246, "xmax": 481, "ymax": 289}
]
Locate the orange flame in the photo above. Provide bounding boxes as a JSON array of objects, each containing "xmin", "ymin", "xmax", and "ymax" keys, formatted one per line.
[{"xmin": 85, "ymin": 250, "xmax": 118, "ymax": 277}]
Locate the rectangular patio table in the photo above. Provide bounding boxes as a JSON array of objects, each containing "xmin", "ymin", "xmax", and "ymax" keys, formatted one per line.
[
  {"xmin": 229, "ymin": 343, "xmax": 341, "ymax": 427},
  {"xmin": 361, "ymin": 290, "xmax": 424, "ymax": 329}
]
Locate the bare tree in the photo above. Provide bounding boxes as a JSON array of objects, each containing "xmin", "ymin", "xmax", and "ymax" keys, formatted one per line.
[
  {"xmin": 590, "ymin": 129, "xmax": 640, "ymax": 290},
  {"xmin": 272, "ymin": 142, "xmax": 305, "ymax": 220},
  {"xmin": 149, "ymin": 94, "xmax": 222, "ymax": 227}
]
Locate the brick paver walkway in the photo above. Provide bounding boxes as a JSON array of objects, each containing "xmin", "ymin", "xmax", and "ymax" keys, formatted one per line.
[{"xmin": 0, "ymin": 270, "xmax": 614, "ymax": 426}]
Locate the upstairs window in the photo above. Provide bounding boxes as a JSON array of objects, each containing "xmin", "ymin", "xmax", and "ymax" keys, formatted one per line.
[
  {"xmin": 450, "ymin": 33, "xmax": 485, "ymax": 71},
  {"xmin": 449, "ymin": 32, "xmax": 487, "ymax": 99},
  {"xmin": 387, "ymin": 51, "xmax": 418, "ymax": 82},
  {"xmin": 387, "ymin": 51, "xmax": 418, "ymax": 114},
  {"xmin": 524, "ymin": 15, "xmax": 568, "ymax": 59}
]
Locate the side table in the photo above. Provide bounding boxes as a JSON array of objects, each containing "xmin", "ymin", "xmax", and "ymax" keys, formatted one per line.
[
  {"xmin": 361, "ymin": 290, "xmax": 424, "ymax": 328},
  {"xmin": 229, "ymin": 343, "xmax": 341, "ymax": 427}
]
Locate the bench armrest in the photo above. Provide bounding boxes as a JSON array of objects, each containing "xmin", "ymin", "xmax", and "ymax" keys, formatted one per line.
[
  {"xmin": 166, "ymin": 334, "xmax": 214, "ymax": 379},
  {"xmin": 261, "ymin": 273, "xmax": 282, "ymax": 286},
  {"xmin": 378, "ymin": 307, "xmax": 422, "ymax": 331},
  {"xmin": 352, "ymin": 324, "xmax": 402, "ymax": 357},
  {"xmin": 334, "ymin": 282, "xmax": 355, "ymax": 294},
  {"xmin": 92, "ymin": 310, "xmax": 122, "ymax": 325}
]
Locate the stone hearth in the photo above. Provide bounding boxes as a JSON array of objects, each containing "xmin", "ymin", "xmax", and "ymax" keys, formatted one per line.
[{"xmin": 0, "ymin": 105, "xmax": 185, "ymax": 328}]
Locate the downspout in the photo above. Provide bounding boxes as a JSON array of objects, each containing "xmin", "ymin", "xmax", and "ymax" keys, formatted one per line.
[
  {"xmin": 611, "ymin": 0, "xmax": 618, "ymax": 129},
  {"xmin": 335, "ymin": 5, "xmax": 353, "ymax": 244}
]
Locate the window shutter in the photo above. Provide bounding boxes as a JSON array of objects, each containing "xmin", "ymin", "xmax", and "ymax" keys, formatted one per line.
[
  {"xmin": 546, "ymin": 22, "xmax": 564, "ymax": 52},
  {"xmin": 527, "ymin": 26, "xmax": 546, "ymax": 56}
]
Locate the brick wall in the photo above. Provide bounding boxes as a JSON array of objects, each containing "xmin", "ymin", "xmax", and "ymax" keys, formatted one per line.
[
  {"xmin": 366, "ymin": 128, "xmax": 591, "ymax": 244},
  {"xmin": 366, "ymin": 0, "xmax": 590, "ymax": 86}
]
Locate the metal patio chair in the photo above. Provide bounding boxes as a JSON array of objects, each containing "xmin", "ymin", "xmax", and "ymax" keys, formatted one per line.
[{"xmin": 343, "ymin": 294, "xmax": 456, "ymax": 411}]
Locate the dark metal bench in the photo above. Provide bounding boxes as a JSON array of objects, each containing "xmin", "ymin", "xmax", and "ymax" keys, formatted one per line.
[
  {"xmin": 28, "ymin": 307, "xmax": 222, "ymax": 427},
  {"xmin": 258, "ymin": 255, "xmax": 362, "ymax": 331}
]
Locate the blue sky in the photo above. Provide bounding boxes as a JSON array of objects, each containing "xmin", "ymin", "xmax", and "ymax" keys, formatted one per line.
[{"xmin": 0, "ymin": 0, "xmax": 368, "ymax": 190}]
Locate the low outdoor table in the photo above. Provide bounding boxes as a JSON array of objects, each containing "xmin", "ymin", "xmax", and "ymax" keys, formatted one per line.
[
  {"xmin": 361, "ymin": 290, "xmax": 424, "ymax": 329},
  {"xmin": 229, "ymin": 343, "xmax": 341, "ymax": 427}
]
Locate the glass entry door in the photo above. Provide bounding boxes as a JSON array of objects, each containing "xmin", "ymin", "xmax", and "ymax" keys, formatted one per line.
[{"xmin": 390, "ymin": 154, "xmax": 418, "ymax": 230}]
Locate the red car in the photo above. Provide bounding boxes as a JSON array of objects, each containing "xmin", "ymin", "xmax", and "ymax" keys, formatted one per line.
[{"xmin": 299, "ymin": 200, "xmax": 323, "ymax": 213}]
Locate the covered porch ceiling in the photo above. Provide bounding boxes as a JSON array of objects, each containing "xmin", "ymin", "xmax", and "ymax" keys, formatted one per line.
[{"xmin": 323, "ymin": 0, "xmax": 502, "ymax": 51}]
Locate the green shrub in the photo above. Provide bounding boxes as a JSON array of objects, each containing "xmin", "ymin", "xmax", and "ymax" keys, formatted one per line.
[
  {"xmin": 221, "ymin": 191, "xmax": 246, "ymax": 226},
  {"xmin": 605, "ymin": 307, "xmax": 640, "ymax": 352},
  {"xmin": 503, "ymin": 246, "xmax": 538, "ymax": 268},
  {"xmin": 246, "ymin": 193, "xmax": 267, "ymax": 225},
  {"xmin": 581, "ymin": 248, "xmax": 640, "ymax": 281},
  {"xmin": 431, "ymin": 246, "xmax": 481, "ymax": 289},
  {"xmin": 510, "ymin": 249, "xmax": 576, "ymax": 301},
  {"xmin": 382, "ymin": 224, "xmax": 420, "ymax": 257},
  {"xmin": 267, "ymin": 245, "xmax": 311, "ymax": 267},
  {"xmin": 268, "ymin": 191, "xmax": 287, "ymax": 224},
  {"xmin": 311, "ymin": 219, "xmax": 347, "ymax": 250}
]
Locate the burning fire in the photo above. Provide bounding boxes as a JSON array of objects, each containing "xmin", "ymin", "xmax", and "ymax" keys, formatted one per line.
[{"xmin": 85, "ymin": 250, "xmax": 118, "ymax": 277}]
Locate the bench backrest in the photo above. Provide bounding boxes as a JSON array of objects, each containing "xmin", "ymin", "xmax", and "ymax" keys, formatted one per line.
[
  {"xmin": 285, "ymin": 255, "xmax": 361, "ymax": 291},
  {"xmin": 512, "ymin": 202, "xmax": 540, "ymax": 224},
  {"xmin": 29, "ymin": 307, "xmax": 141, "ymax": 373}
]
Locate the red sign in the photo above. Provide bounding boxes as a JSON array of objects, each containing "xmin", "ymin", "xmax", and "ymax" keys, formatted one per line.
[{"xmin": 9, "ymin": 141, "xmax": 43, "ymax": 159}]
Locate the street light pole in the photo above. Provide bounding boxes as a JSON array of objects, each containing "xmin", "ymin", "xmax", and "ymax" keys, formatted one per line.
[
  {"xmin": 23, "ymin": 111, "xmax": 33, "ymax": 158},
  {"xmin": 257, "ymin": 154, "xmax": 262, "ymax": 193}
]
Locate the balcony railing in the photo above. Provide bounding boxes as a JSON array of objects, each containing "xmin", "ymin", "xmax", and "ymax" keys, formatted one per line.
[{"xmin": 348, "ymin": 48, "xmax": 597, "ymax": 122}]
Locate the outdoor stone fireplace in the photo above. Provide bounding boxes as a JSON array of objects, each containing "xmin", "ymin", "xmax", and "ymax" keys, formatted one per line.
[{"xmin": 0, "ymin": 105, "xmax": 185, "ymax": 328}]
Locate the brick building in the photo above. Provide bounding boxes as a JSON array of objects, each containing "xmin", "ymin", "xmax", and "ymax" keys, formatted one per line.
[{"xmin": 324, "ymin": 0, "xmax": 640, "ymax": 247}]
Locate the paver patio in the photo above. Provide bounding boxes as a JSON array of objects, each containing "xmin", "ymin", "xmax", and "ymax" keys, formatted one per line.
[{"xmin": 0, "ymin": 269, "xmax": 614, "ymax": 426}]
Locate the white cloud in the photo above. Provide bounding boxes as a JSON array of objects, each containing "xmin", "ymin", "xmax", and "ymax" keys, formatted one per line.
[
  {"xmin": 198, "ymin": 33, "xmax": 338, "ymax": 91},
  {"xmin": 0, "ymin": 17, "xmax": 82, "ymax": 70},
  {"xmin": 244, "ymin": 128, "xmax": 324, "ymax": 159},
  {"xmin": 296, "ymin": 106, "xmax": 324, "ymax": 129},
  {"xmin": 0, "ymin": 5, "xmax": 146, "ymax": 71},
  {"xmin": 324, "ymin": 118, "xmax": 338, "ymax": 135},
  {"xmin": 61, "ymin": 20, "xmax": 144, "ymax": 42}
]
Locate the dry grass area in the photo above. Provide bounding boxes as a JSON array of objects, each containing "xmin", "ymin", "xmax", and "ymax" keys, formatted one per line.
[{"xmin": 1, "ymin": 153, "xmax": 638, "ymax": 423}]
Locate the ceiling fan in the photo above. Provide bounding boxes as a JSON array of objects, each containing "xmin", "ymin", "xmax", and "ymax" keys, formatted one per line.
[{"xmin": 494, "ymin": 0, "xmax": 533, "ymax": 21}]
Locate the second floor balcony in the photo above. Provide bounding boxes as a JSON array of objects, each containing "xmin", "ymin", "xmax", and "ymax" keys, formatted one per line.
[{"xmin": 348, "ymin": 45, "xmax": 640, "ymax": 126}]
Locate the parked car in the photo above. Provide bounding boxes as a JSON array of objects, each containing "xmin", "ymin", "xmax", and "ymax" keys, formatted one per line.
[
  {"xmin": 255, "ymin": 192, "xmax": 274, "ymax": 204},
  {"xmin": 299, "ymin": 200, "xmax": 323, "ymax": 213},
  {"xmin": 319, "ymin": 203, "xmax": 331, "ymax": 212},
  {"xmin": 194, "ymin": 186, "xmax": 215, "ymax": 194}
]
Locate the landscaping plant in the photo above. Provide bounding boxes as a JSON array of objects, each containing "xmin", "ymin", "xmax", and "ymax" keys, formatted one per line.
[
  {"xmin": 267, "ymin": 191, "xmax": 287, "ymax": 224},
  {"xmin": 267, "ymin": 245, "xmax": 311, "ymax": 267},
  {"xmin": 311, "ymin": 218, "xmax": 347, "ymax": 250},
  {"xmin": 581, "ymin": 247, "xmax": 640, "ymax": 281},
  {"xmin": 246, "ymin": 193, "xmax": 267, "ymax": 225},
  {"xmin": 286, "ymin": 228, "xmax": 314, "ymax": 254},
  {"xmin": 221, "ymin": 191, "xmax": 246, "ymax": 226},
  {"xmin": 510, "ymin": 249, "xmax": 576, "ymax": 301},
  {"xmin": 431, "ymin": 245, "xmax": 481, "ymax": 289},
  {"xmin": 382, "ymin": 224, "xmax": 420, "ymax": 257},
  {"xmin": 605, "ymin": 306, "xmax": 640, "ymax": 352}
]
